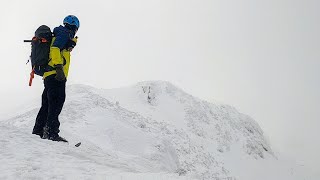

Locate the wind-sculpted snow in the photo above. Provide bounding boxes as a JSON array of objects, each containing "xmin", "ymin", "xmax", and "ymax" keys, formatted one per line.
[
  {"xmin": 89, "ymin": 81, "xmax": 276, "ymax": 179},
  {"xmin": 2, "ymin": 81, "xmax": 310, "ymax": 180}
]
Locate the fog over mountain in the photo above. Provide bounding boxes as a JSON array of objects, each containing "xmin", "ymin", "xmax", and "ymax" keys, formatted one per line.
[{"xmin": 0, "ymin": 0, "xmax": 319, "ymax": 178}]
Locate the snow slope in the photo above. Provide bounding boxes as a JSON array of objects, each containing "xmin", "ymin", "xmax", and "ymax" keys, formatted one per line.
[{"xmin": 1, "ymin": 81, "xmax": 311, "ymax": 180}]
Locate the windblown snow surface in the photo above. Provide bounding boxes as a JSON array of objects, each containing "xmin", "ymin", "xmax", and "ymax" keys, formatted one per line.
[{"xmin": 0, "ymin": 81, "xmax": 311, "ymax": 180}]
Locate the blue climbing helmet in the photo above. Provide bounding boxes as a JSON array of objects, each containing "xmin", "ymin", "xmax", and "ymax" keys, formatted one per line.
[{"xmin": 63, "ymin": 15, "xmax": 80, "ymax": 30}]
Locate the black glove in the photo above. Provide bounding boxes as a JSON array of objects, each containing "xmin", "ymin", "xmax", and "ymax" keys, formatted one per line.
[
  {"xmin": 66, "ymin": 38, "xmax": 77, "ymax": 51},
  {"xmin": 54, "ymin": 64, "xmax": 66, "ymax": 81}
]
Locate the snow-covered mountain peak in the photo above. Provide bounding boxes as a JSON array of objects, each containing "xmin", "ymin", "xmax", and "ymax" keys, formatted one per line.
[
  {"xmin": 67, "ymin": 82, "xmax": 274, "ymax": 176},
  {"xmin": 2, "ymin": 81, "xmax": 308, "ymax": 180}
]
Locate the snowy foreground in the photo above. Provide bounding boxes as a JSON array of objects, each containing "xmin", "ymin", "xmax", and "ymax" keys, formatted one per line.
[{"xmin": 0, "ymin": 81, "xmax": 311, "ymax": 180}]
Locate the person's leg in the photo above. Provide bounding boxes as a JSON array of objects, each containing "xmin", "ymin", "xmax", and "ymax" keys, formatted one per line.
[
  {"xmin": 32, "ymin": 87, "xmax": 48, "ymax": 137},
  {"xmin": 45, "ymin": 76, "xmax": 66, "ymax": 138},
  {"xmin": 47, "ymin": 84, "xmax": 65, "ymax": 136}
]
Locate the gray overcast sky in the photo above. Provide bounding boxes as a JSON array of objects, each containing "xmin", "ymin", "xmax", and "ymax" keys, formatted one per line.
[{"xmin": 0, "ymin": 0, "xmax": 319, "ymax": 173}]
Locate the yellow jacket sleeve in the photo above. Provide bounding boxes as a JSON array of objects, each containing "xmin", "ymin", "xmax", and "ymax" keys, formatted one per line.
[
  {"xmin": 50, "ymin": 47, "xmax": 63, "ymax": 65},
  {"xmin": 43, "ymin": 37, "xmax": 77, "ymax": 79}
]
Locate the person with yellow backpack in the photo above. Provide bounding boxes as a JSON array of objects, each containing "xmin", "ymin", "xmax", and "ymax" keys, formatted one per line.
[{"xmin": 32, "ymin": 15, "xmax": 80, "ymax": 142}]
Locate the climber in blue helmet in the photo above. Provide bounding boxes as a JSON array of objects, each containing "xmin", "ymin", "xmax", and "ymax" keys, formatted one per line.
[{"xmin": 32, "ymin": 15, "xmax": 80, "ymax": 142}]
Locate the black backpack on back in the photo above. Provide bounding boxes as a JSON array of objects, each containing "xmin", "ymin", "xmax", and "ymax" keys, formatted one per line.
[{"xmin": 29, "ymin": 25, "xmax": 53, "ymax": 76}]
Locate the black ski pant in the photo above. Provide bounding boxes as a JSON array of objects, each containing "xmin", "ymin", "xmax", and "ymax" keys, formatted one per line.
[{"xmin": 32, "ymin": 75, "xmax": 66, "ymax": 137}]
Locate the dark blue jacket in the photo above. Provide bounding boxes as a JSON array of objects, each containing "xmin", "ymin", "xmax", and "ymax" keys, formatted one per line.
[{"xmin": 52, "ymin": 25, "xmax": 75, "ymax": 50}]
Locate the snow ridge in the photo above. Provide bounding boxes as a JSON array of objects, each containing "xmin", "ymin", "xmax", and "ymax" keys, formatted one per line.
[{"xmin": 2, "ymin": 81, "xmax": 304, "ymax": 180}]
